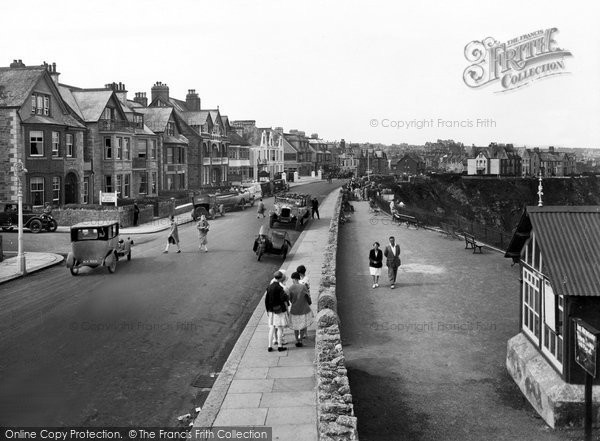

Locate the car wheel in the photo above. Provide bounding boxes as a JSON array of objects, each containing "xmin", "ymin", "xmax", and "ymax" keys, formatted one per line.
[
  {"xmin": 70, "ymin": 261, "xmax": 79, "ymax": 276},
  {"xmin": 47, "ymin": 219, "xmax": 58, "ymax": 232},
  {"xmin": 127, "ymin": 250, "xmax": 131, "ymax": 261},
  {"xmin": 107, "ymin": 254, "xmax": 117, "ymax": 273},
  {"xmin": 29, "ymin": 219, "xmax": 42, "ymax": 234}
]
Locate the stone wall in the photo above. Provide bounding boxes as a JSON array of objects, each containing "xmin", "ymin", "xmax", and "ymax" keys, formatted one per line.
[
  {"xmin": 54, "ymin": 205, "xmax": 154, "ymax": 227},
  {"xmin": 315, "ymin": 189, "xmax": 359, "ymax": 441}
]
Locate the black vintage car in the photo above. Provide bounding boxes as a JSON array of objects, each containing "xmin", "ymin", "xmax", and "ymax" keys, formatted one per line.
[{"xmin": 0, "ymin": 201, "xmax": 58, "ymax": 233}]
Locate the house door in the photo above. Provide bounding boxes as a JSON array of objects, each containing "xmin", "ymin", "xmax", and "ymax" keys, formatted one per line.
[{"xmin": 65, "ymin": 172, "xmax": 78, "ymax": 204}]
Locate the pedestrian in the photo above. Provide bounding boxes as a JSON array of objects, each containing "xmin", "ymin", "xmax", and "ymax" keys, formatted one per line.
[
  {"xmin": 369, "ymin": 241, "xmax": 383, "ymax": 288},
  {"xmin": 311, "ymin": 197, "xmax": 320, "ymax": 219},
  {"xmin": 296, "ymin": 264, "xmax": 310, "ymax": 293},
  {"xmin": 257, "ymin": 198, "xmax": 266, "ymax": 218},
  {"xmin": 133, "ymin": 201, "xmax": 140, "ymax": 226},
  {"xmin": 288, "ymin": 272, "xmax": 313, "ymax": 347},
  {"xmin": 196, "ymin": 214, "xmax": 210, "ymax": 253},
  {"xmin": 383, "ymin": 236, "xmax": 401, "ymax": 289},
  {"xmin": 163, "ymin": 215, "xmax": 181, "ymax": 253},
  {"xmin": 265, "ymin": 270, "xmax": 289, "ymax": 352}
]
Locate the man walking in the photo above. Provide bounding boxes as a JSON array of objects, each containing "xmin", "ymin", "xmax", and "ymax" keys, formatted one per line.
[
  {"xmin": 257, "ymin": 198, "xmax": 266, "ymax": 218},
  {"xmin": 311, "ymin": 197, "xmax": 320, "ymax": 219},
  {"xmin": 383, "ymin": 236, "xmax": 401, "ymax": 289}
]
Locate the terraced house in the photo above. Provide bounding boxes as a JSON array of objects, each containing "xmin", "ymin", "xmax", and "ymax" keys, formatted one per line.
[{"xmin": 0, "ymin": 61, "xmax": 86, "ymax": 205}]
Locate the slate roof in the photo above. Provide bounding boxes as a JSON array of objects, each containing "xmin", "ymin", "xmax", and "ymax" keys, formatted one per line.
[
  {"xmin": 182, "ymin": 110, "xmax": 211, "ymax": 127},
  {"xmin": 21, "ymin": 114, "xmax": 84, "ymax": 128},
  {"xmin": 229, "ymin": 131, "xmax": 249, "ymax": 146},
  {"xmin": 58, "ymin": 85, "xmax": 84, "ymax": 120},
  {"xmin": 0, "ymin": 67, "xmax": 46, "ymax": 107},
  {"xmin": 70, "ymin": 90, "xmax": 113, "ymax": 122},
  {"xmin": 137, "ymin": 107, "xmax": 173, "ymax": 133},
  {"xmin": 505, "ymin": 206, "xmax": 600, "ymax": 296}
]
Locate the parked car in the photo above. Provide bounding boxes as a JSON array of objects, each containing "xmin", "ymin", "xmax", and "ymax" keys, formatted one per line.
[
  {"xmin": 0, "ymin": 201, "xmax": 58, "ymax": 233},
  {"xmin": 269, "ymin": 193, "xmax": 311, "ymax": 230},
  {"xmin": 66, "ymin": 220, "xmax": 133, "ymax": 276},
  {"xmin": 272, "ymin": 179, "xmax": 289, "ymax": 194},
  {"xmin": 192, "ymin": 194, "xmax": 224, "ymax": 220},
  {"xmin": 241, "ymin": 182, "xmax": 263, "ymax": 202},
  {"xmin": 213, "ymin": 189, "xmax": 253, "ymax": 212}
]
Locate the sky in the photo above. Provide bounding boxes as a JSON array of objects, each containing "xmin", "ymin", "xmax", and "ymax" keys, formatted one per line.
[{"xmin": 1, "ymin": 0, "xmax": 599, "ymax": 148}]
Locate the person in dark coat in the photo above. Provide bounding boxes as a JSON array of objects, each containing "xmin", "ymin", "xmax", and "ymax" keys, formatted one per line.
[
  {"xmin": 311, "ymin": 198, "xmax": 320, "ymax": 219},
  {"xmin": 133, "ymin": 201, "xmax": 140, "ymax": 226},
  {"xmin": 265, "ymin": 271, "xmax": 289, "ymax": 352},
  {"xmin": 369, "ymin": 241, "xmax": 383, "ymax": 288},
  {"xmin": 383, "ymin": 236, "xmax": 401, "ymax": 289}
]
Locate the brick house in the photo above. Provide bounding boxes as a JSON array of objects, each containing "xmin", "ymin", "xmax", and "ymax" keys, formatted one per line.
[
  {"xmin": 147, "ymin": 84, "xmax": 229, "ymax": 189},
  {"xmin": 137, "ymin": 106, "xmax": 189, "ymax": 191},
  {"xmin": 394, "ymin": 153, "xmax": 425, "ymax": 176},
  {"xmin": 0, "ymin": 61, "xmax": 86, "ymax": 206}
]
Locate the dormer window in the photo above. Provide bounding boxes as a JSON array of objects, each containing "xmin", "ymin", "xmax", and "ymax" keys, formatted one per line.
[{"xmin": 31, "ymin": 93, "xmax": 50, "ymax": 116}]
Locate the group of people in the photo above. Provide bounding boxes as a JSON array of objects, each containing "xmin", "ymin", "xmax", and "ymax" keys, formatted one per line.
[
  {"xmin": 264, "ymin": 266, "xmax": 314, "ymax": 352},
  {"xmin": 368, "ymin": 236, "xmax": 402, "ymax": 289},
  {"xmin": 163, "ymin": 214, "xmax": 210, "ymax": 253}
]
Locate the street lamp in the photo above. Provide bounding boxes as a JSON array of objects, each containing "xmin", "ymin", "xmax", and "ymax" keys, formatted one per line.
[{"xmin": 12, "ymin": 160, "xmax": 27, "ymax": 275}]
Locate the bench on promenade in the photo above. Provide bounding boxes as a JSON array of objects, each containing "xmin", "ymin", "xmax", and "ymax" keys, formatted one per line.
[
  {"xmin": 463, "ymin": 232, "xmax": 484, "ymax": 254},
  {"xmin": 393, "ymin": 213, "xmax": 419, "ymax": 229},
  {"xmin": 440, "ymin": 222, "xmax": 460, "ymax": 239}
]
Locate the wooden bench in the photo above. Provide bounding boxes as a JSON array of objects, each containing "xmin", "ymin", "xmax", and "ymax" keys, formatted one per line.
[
  {"xmin": 393, "ymin": 213, "xmax": 419, "ymax": 229},
  {"xmin": 463, "ymin": 232, "xmax": 484, "ymax": 253}
]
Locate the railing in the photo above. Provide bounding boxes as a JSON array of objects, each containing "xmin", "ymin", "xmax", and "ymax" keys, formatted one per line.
[{"xmin": 98, "ymin": 119, "xmax": 132, "ymax": 131}]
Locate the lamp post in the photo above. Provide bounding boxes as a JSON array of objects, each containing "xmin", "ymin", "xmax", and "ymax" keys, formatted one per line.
[{"xmin": 13, "ymin": 160, "xmax": 27, "ymax": 275}]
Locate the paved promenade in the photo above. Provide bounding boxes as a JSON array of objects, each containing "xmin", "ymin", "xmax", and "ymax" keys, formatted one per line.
[
  {"xmin": 337, "ymin": 202, "xmax": 577, "ymax": 441},
  {"xmin": 194, "ymin": 184, "xmax": 336, "ymax": 441}
]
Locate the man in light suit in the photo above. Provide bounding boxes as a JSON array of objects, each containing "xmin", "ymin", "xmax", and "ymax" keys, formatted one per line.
[{"xmin": 383, "ymin": 236, "xmax": 401, "ymax": 289}]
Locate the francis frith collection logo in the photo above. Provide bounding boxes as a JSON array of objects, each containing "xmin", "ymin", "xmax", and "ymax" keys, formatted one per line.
[{"xmin": 463, "ymin": 28, "xmax": 572, "ymax": 92}]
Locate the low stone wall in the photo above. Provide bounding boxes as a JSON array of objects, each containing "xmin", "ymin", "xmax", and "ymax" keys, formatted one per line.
[
  {"xmin": 55, "ymin": 205, "xmax": 154, "ymax": 228},
  {"xmin": 315, "ymin": 189, "xmax": 359, "ymax": 441}
]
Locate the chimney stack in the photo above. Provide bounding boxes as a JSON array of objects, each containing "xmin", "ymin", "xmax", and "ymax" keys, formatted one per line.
[
  {"xmin": 106, "ymin": 81, "xmax": 128, "ymax": 104},
  {"xmin": 185, "ymin": 89, "xmax": 201, "ymax": 111},
  {"xmin": 48, "ymin": 61, "xmax": 60, "ymax": 85},
  {"xmin": 134, "ymin": 92, "xmax": 148, "ymax": 107},
  {"xmin": 9, "ymin": 59, "xmax": 26, "ymax": 68},
  {"xmin": 151, "ymin": 81, "xmax": 169, "ymax": 104}
]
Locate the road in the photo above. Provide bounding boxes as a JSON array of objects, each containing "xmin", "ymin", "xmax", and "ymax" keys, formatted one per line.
[{"xmin": 0, "ymin": 180, "xmax": 341, "ymax": 427}]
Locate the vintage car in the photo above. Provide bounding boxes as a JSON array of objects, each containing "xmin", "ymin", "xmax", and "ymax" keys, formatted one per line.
[
  {"xmin": 272, "ymin": 179, "xmax": 289, "ymax": 194},
  {"xmin": 241, "ymin": 182, "xmax": 263, "ymax": 201},
  {"xmin": 213, "ymin": 188, "xmax": 253, "ymax": 212},
  {"xmin": 191, "ymin": 194, "xmax": 224, "ymax": 220},
  {"xmin": 269, "ymin": 193, "xmax": 311, "ymax": 230},
  {"xmin": 252, "ymin": 225, "xmax": 291, "ymax": 261},
  {"xmin": 66, "ymin": 220, "xmax": 133, "ymax": 276},
  {"xmin": 0, "ymin": 201, "xmax": 58, "ymax": 233}
]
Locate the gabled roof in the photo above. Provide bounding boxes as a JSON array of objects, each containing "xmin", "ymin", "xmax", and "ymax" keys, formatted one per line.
[
  {"xmin": 182, "ymin": 110, "xmax": 211, "ymax": 127},
  {"xmin": 505, "ymin": 206, "xmax": 600, "ymax": 296},
  {"xmin": 169, "ymin": 97, "xmax": 188, "ymax": 112},
  {"xmin": 229, "ymin": 131, "xmax": 249, "ymax": 146},
  {"xmin": 0, "ymin": 67, "xmax": 46, "ymax": 107},
  {"xmin": 70, "ymin": 90, "xmax": 115, "ymax": 122},
  {"xmin": 281, "ymin": 136, "xmax": 298, "ymax": 153},
  {"xmin": 137, "ymin": 107, "xmax": 173, "ymax": 133}
]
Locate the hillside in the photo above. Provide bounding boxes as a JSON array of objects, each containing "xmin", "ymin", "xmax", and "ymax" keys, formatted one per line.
[{"xmin": 390, "ymin": 175, "xmax": 600, "ymax": 232}]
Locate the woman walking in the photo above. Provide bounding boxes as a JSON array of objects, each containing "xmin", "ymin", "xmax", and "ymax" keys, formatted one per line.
[
  {"xmin": 265, "ymin": 271, "xmax": 289, "ymax": 352},
  {"xmin": 369, "ymin": 241, "xmax": 383, "ymax": 288},
  {"xmin": 163, "ymin": 215, "xmax": 181, "ymax": 253},
  {"xmin": 288, "ymin": 272, "xmax": 313, "ymax": 347},
  {"xmin": 197, "ymin": 214, "xmax": 210, "ymax": 252}
]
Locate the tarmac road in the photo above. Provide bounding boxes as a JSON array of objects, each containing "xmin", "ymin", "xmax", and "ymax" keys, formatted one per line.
[{"xmin": 0, "ymin": 180, "xmax": 341, "ymax": 427}]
